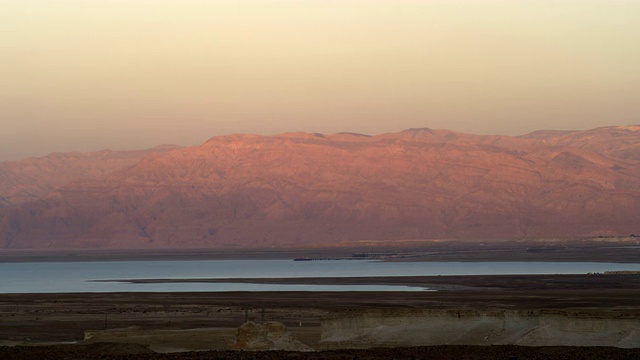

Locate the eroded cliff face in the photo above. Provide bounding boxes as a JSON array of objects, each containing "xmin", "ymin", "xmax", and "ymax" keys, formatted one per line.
[
  {"xmin": 232, "ymin": 321, "xmax": 313, "ymax": 351},
  {"xmin": 320, "ymin": 309, "xmax": 640, "ymax": 349}
]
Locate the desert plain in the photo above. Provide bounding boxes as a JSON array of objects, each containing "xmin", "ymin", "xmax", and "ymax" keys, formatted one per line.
[{"xmin": 2, "ymin": 242, "xmax": 640, "ymax": 359}]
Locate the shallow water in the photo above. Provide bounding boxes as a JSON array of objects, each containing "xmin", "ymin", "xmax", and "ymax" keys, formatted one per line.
[{"xmin": 1, "ymin": 259, "xmax": 639, "ymax": 293}]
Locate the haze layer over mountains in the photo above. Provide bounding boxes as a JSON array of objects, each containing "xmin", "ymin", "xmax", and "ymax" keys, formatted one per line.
[{"xmin": 1, "ymin": 125, "xmax": 639, "ymax": 250}]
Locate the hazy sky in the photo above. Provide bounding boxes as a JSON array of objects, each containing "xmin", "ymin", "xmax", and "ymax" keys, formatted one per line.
[{"xmin": 2, "ymin": 0, "xmax": 639, "ymax": 160}]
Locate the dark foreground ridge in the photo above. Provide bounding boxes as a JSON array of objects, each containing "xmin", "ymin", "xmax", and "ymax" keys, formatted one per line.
[
  {"xmin": 2, "ymin": 274, "xmax": 640, "ymax": 356},
  {"xmin": 3, "ymin": 343, "xmax": 640, "ymax": 360}
]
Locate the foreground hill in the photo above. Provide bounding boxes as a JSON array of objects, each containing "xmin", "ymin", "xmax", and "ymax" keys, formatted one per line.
[{"xmin": 1, "ymin": 126, "xmax": 639, "ymax": 249}]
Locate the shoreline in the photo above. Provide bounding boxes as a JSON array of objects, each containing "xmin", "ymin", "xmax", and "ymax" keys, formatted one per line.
[
  {"xmin": 3, "ymin": 250, "xmax": 640, "ymax": 356},
  {"xmin": 89, "ymin": 273, "xmax": 640, "ymax": 291},
  {"xmin": 1, "ymin": 237, "xmax": 639, "ymax": 264},
  {"xmin": 3, "ymin": 274, "xmax": 640, "ymax": 357}
]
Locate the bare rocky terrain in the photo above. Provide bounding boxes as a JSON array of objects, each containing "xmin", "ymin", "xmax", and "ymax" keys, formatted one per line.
[
  {"xmin": 3, "ymin": 344, "xmax": 640, "ymax": 360},
  {"xmin": 2, "ymin": 274, "xmax": 640, "ymax": 358},
  {"xmin": 1, "ymin": 125, "xmax": 639, "ymax": 250},
  {"xmin": 0, "ymin": 145, "xmax": 180, "ymax": 208}
]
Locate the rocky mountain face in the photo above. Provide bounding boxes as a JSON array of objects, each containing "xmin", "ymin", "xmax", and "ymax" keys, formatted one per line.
[
  {"xmin": 1, "ymin": 126, "xmax": 639, "ymax": 250},
  {"xmin": 0, "ymin": 145, "xmax": 181, "ymax": 208}
]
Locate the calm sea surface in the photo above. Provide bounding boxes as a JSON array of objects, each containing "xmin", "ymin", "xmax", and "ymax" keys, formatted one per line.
[{"xmin": 1, "ymin": 260, "xmax": 639, "ymax": 294}]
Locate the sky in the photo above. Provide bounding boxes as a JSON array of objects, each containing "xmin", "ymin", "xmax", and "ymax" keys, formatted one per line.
[{"xmin": 1, "ymin": 0, "xmax": 639, "ymax": 160}]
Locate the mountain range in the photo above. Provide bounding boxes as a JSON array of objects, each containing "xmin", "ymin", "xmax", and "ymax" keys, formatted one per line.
[{"xmin": 1, "ymin": 125, "xmax": 639, "ymax": 250}]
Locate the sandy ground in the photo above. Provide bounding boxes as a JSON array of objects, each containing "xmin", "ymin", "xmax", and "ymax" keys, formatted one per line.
[
  {"xmin": 3, "ymin": 343, "xmax": 640, "ymax": 360},
  {"xmin": 2, "ymin": 274, "xmax": 640, "ymax": 358}
]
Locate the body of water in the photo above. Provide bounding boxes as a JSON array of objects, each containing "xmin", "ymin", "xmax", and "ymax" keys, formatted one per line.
[{"xmin": 1, "ymin": 260, "xmax": 639, "ymax": 293}]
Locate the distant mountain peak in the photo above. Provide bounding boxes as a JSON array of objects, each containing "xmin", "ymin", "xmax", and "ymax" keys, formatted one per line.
[
  {"xmin": 402, "ymin": 127, "xmax": 435, "ymax": 134},
  {"xmin": 333, "ymin": 132, "xmax": 371, "ymax": 138},
  {"xmin": 1, "ymin": 124, "xmax": 639, "ymax": 250},
  {"xmin": 276, "ymin": 132, "xmax": 327, "ymax": 140},
  {"xmin": 616, "ymin": 125, "xmax": 640, "ymax": 132},
  {"xmin": 518, "ymin": 129, "xmax": 575, "ymax": 140}
]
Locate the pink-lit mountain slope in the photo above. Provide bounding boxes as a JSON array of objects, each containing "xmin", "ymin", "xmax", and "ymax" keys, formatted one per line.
[
  {"xmin": 0, "ymin": 145, "xmax": 181, "ymax": 207},
  {"xmin": 0, "ymin": 126, "xmax": 639, "ymax": 250},
  {"xmin": 519, "ymin": 125, "xmax": 640, "ymax": 160}
]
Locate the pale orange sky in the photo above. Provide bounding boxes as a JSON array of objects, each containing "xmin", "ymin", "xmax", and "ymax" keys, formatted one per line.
[{"xmin": 1, "ymin": 0, "xmax": 639, "ymax": 160}]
